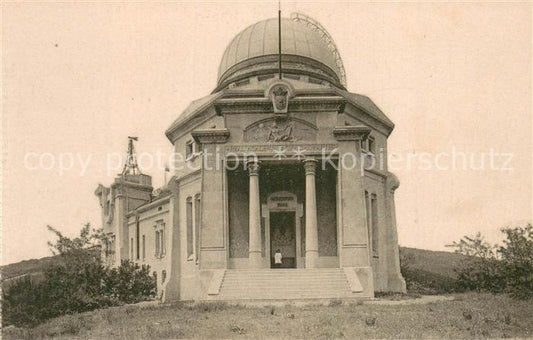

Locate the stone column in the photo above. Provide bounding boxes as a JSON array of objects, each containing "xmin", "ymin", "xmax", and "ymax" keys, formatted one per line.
[
  {"xmin": 247, "ymin": 160, "xmax": 262, "ymax": 268},
  {"xmin": 304, "ymin": 158, "xmax": 319, "ymax": 268}
]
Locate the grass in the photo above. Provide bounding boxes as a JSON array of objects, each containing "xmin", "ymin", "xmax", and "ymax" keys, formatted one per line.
[{"xmin": 3, "ymin": 293, "xmax": 532, "ymax": 339}]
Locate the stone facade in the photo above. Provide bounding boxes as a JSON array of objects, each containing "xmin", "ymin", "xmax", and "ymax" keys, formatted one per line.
[{"xmin": 95, "ymin": 14, "xmax": 406, "ymax": 301}]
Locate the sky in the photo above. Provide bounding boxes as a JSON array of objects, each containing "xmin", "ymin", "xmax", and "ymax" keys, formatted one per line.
[{"xmin": 2, "ymin": 1, "xmax": 532, "ymax": 265}]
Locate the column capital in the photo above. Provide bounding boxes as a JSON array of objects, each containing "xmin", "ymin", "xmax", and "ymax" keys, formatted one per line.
[
  {"xmin": 246, "ymin": 159, "xmax": 260, "ymax": 176},
  {"xmin": 333, "ymin": 126, "xmax": 371, "ymax": 141},
  {"xmin": 303, "ymin": 158, "xmax": 318, "ymax": 176}
]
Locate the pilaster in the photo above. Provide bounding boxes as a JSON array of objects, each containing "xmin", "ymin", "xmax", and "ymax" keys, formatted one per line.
[
  {"xmin": 192, "ymin": 129, "xmax": 230, "ymax": 269},
  {"xmin": 333, "ymin": 126, "xmax": 372, "ymax": 268}
]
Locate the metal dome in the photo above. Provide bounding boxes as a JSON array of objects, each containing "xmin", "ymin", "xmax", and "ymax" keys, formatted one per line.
[{"xmin": 217, "ymin": 15, "xmax": 346, "ymax": 88}]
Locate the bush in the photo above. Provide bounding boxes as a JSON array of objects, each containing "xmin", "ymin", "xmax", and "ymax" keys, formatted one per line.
[
  {"xmin": 2, "ymin": 224, "xmax": 156, "ymax": 327},
  {"xmin": 452, "ymin": 224, "xmax": 533, "ymax": 300},
  {"xmin": 3, "ymin": 259, "xmax": 155, "ymax": 327},
  {"xmin": 499, "ymin": 225, "xmax": 533, "ymax": 299},
  {"xmin": 104, "ymin": 260, "xmax": 156, "ymax": 304}
]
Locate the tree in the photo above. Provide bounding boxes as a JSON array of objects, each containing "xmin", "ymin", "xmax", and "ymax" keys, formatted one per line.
[
  {"xmin": 499, "ymin": 225, "xmax": 533, "ymax": 299},
  {"xmin": 451, "ymin": 224, "xmax": 533, "ymax": 299}
]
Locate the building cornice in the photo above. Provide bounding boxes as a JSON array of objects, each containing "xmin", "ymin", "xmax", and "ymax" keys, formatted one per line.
[
  {"xmin": 333, "ymin": 126, "xmax": 372, "ymax": 141},
  {"xmin": 215, "ymin": 95, "xmax": 345, "ymax": 115},
  {"xmin": 191, "ymin": 128, "xmax": 230, "ymax": 144},
  {"xmin": 127, "ymin": 196, "xmax": 171, "ymax": 217}
]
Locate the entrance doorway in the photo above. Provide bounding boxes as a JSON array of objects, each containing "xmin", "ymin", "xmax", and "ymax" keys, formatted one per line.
[{"xmin": 270, "ymin": 211, "xmax": 296, "ymax": 268}]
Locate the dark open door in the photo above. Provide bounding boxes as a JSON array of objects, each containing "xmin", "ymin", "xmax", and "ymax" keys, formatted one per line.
[{"xmin": 270, "ymin": 211, "xmax": 296, "ymax": 268}]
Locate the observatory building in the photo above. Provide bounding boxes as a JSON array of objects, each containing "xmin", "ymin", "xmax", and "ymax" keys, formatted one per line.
[{"xmin": 95, "ymin": 14, "xmax": 406, "ymax": 301}]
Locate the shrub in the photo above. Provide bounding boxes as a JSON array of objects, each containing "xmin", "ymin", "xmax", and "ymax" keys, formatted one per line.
[
  {"xmin": 104, "ymin": 260, "xmax": 156, "ymax": 304},
  {"xmin": 499, "ymin": 225, "xmax": 533, "ymax": 299},
  {"xmin": 452, "ymin": 224, "xmax": 533, "ymax": 300},
  {"xmin": 2, "ymin": 224, "xmax": 156, "ymax": 327}
]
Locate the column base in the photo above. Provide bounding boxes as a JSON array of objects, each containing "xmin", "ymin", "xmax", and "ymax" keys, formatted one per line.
[
  {"xmin": 248, "ymin": 251, "xmax": 263, "ymax": 269},
  {"xmin": 305, "ymin": 250, "xmax": 318, "ymax": 268}
]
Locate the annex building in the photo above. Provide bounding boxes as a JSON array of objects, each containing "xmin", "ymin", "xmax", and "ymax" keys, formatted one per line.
[{"xmin": 95, "ymin": 13, "xmax": 406, "ymax": 301}]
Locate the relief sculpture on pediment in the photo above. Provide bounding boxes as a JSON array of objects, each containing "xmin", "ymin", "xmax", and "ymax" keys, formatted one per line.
[{"xmin": 244, "ymin": 118, "xmax": 317, "ymax": 143}]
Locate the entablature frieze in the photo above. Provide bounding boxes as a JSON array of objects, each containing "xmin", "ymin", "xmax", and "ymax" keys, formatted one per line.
[{"xmin": 223, "ymin": 143, "xmax": 339, "ymax": 159}]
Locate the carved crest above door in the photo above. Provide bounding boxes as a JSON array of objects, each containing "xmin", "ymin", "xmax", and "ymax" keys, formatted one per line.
[
  {"xmin": 266, "ymin": 81, "xmax": 294, "ymax": 115},
  {"xmin": 271, "ymin": 85, "xmax": 289, "ymax": 113}
]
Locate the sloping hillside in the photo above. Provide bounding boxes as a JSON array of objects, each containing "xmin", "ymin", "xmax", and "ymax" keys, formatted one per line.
[
  {"xmin": 1, "ymin": 255, "xmax": 60, "ymax": 281},
  {"xmin": 2, "ymin": 248, "xmax": 100, "ymax": 287},
  {"xmin": 400, "ymin": 246, "xmax": 468, "ymax": 279}
]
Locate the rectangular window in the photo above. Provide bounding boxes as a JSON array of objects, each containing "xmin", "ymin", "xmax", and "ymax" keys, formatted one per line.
[
  {"xmin": 186, "ymin": 140, "xmax": 193, "ymax": 159},
  {"xmin": 368, "ymin": 137, "xmax": 376, "ymax": 154},
  {"xmin": 142, "ymin": 235, "xmax": 146, "ymax": 260},
  {"xmin": 361, "ymin": 139, "xmax": 368, "ymax": 151},
  {"xmin": 130, "ymin": 238, "xmax": 134, "ymax": 260},
  {"xmin": 186, "ymin": 197, "xmax": 193, "ymax": 258},
  {"xmin": 154, "ymin": 221, "xmax": 166, "ymax": 258},
  {"xmin": 136, "ymin": 221, "xmax": 140, "ymax": 260},
  {"xmin": 194, "ymin": 194, "xmax": 201, "ymax": 259},
  {"xmin": 107, "ymin": 235, "xmax": 116, "ymax": 264},
  {"xmin": 365, "ymin": 191, "xmax": 371, "ymax": 231},
  {"xmin": 155, "ymin": 230, "xmax": 160, "ymax": 257},
  {"xmin": 371, "ymin": 194, "xmax": 379, "ymax": 256},
  {"xmin": 160, "ymin": 227, "xmax": 165, "ymax": 256}
]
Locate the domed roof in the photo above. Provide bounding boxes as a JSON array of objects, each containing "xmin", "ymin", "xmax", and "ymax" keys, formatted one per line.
[{"xmin": 217, "ymin": 15, "xmax": 346, "ymax": 89}]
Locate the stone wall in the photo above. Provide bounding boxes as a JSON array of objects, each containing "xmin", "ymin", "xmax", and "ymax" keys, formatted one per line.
[
  {"xmin": 316, "ymin": 165, "xmax": 337, "ymax": 256},
  {"xmin": 228, "ymin": 168, "xmax": 249, "ymax": 258}
]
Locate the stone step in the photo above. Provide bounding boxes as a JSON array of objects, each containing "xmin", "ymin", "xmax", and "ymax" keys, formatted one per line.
[
  {"xmin": 220, "ymin": 283, "xmax": 350, "ymax": 289},
  {"xmin": 219, "ymin": 291, "xmax": 353, "ymax": 295},
  {"xmin": 221, "ymin": 282, "xmax": 348, "ymax": 286},
  {"xmin": 218, "ymin": 293, "xmax": 355, "ymax": 299},
  {"xmin": 224, "ymin": 270, "xmax": 342, "ymax": 274},
  {"xmin": 223, "ymin": 269, "xmax": 344, "ymax": 275},
  {"xmin": 222, "ymin": 278, "xmax": 348, "ymax": 283},
  {"xmin": 217, "ymin": 268, "xmax": 354, "ymax": 300},
  {"xmin": 220, "ymin": 282, "xmax": 349, "ymax": 288},
  {"xmin": 223, "ymin": 275, "xmax": 343, "ymax": 279}
]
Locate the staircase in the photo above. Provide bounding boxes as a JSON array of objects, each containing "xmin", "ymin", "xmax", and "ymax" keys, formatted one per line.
[{"xmin": 215, "ymin": 268, "xmax": 359, "ymax": 300}]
